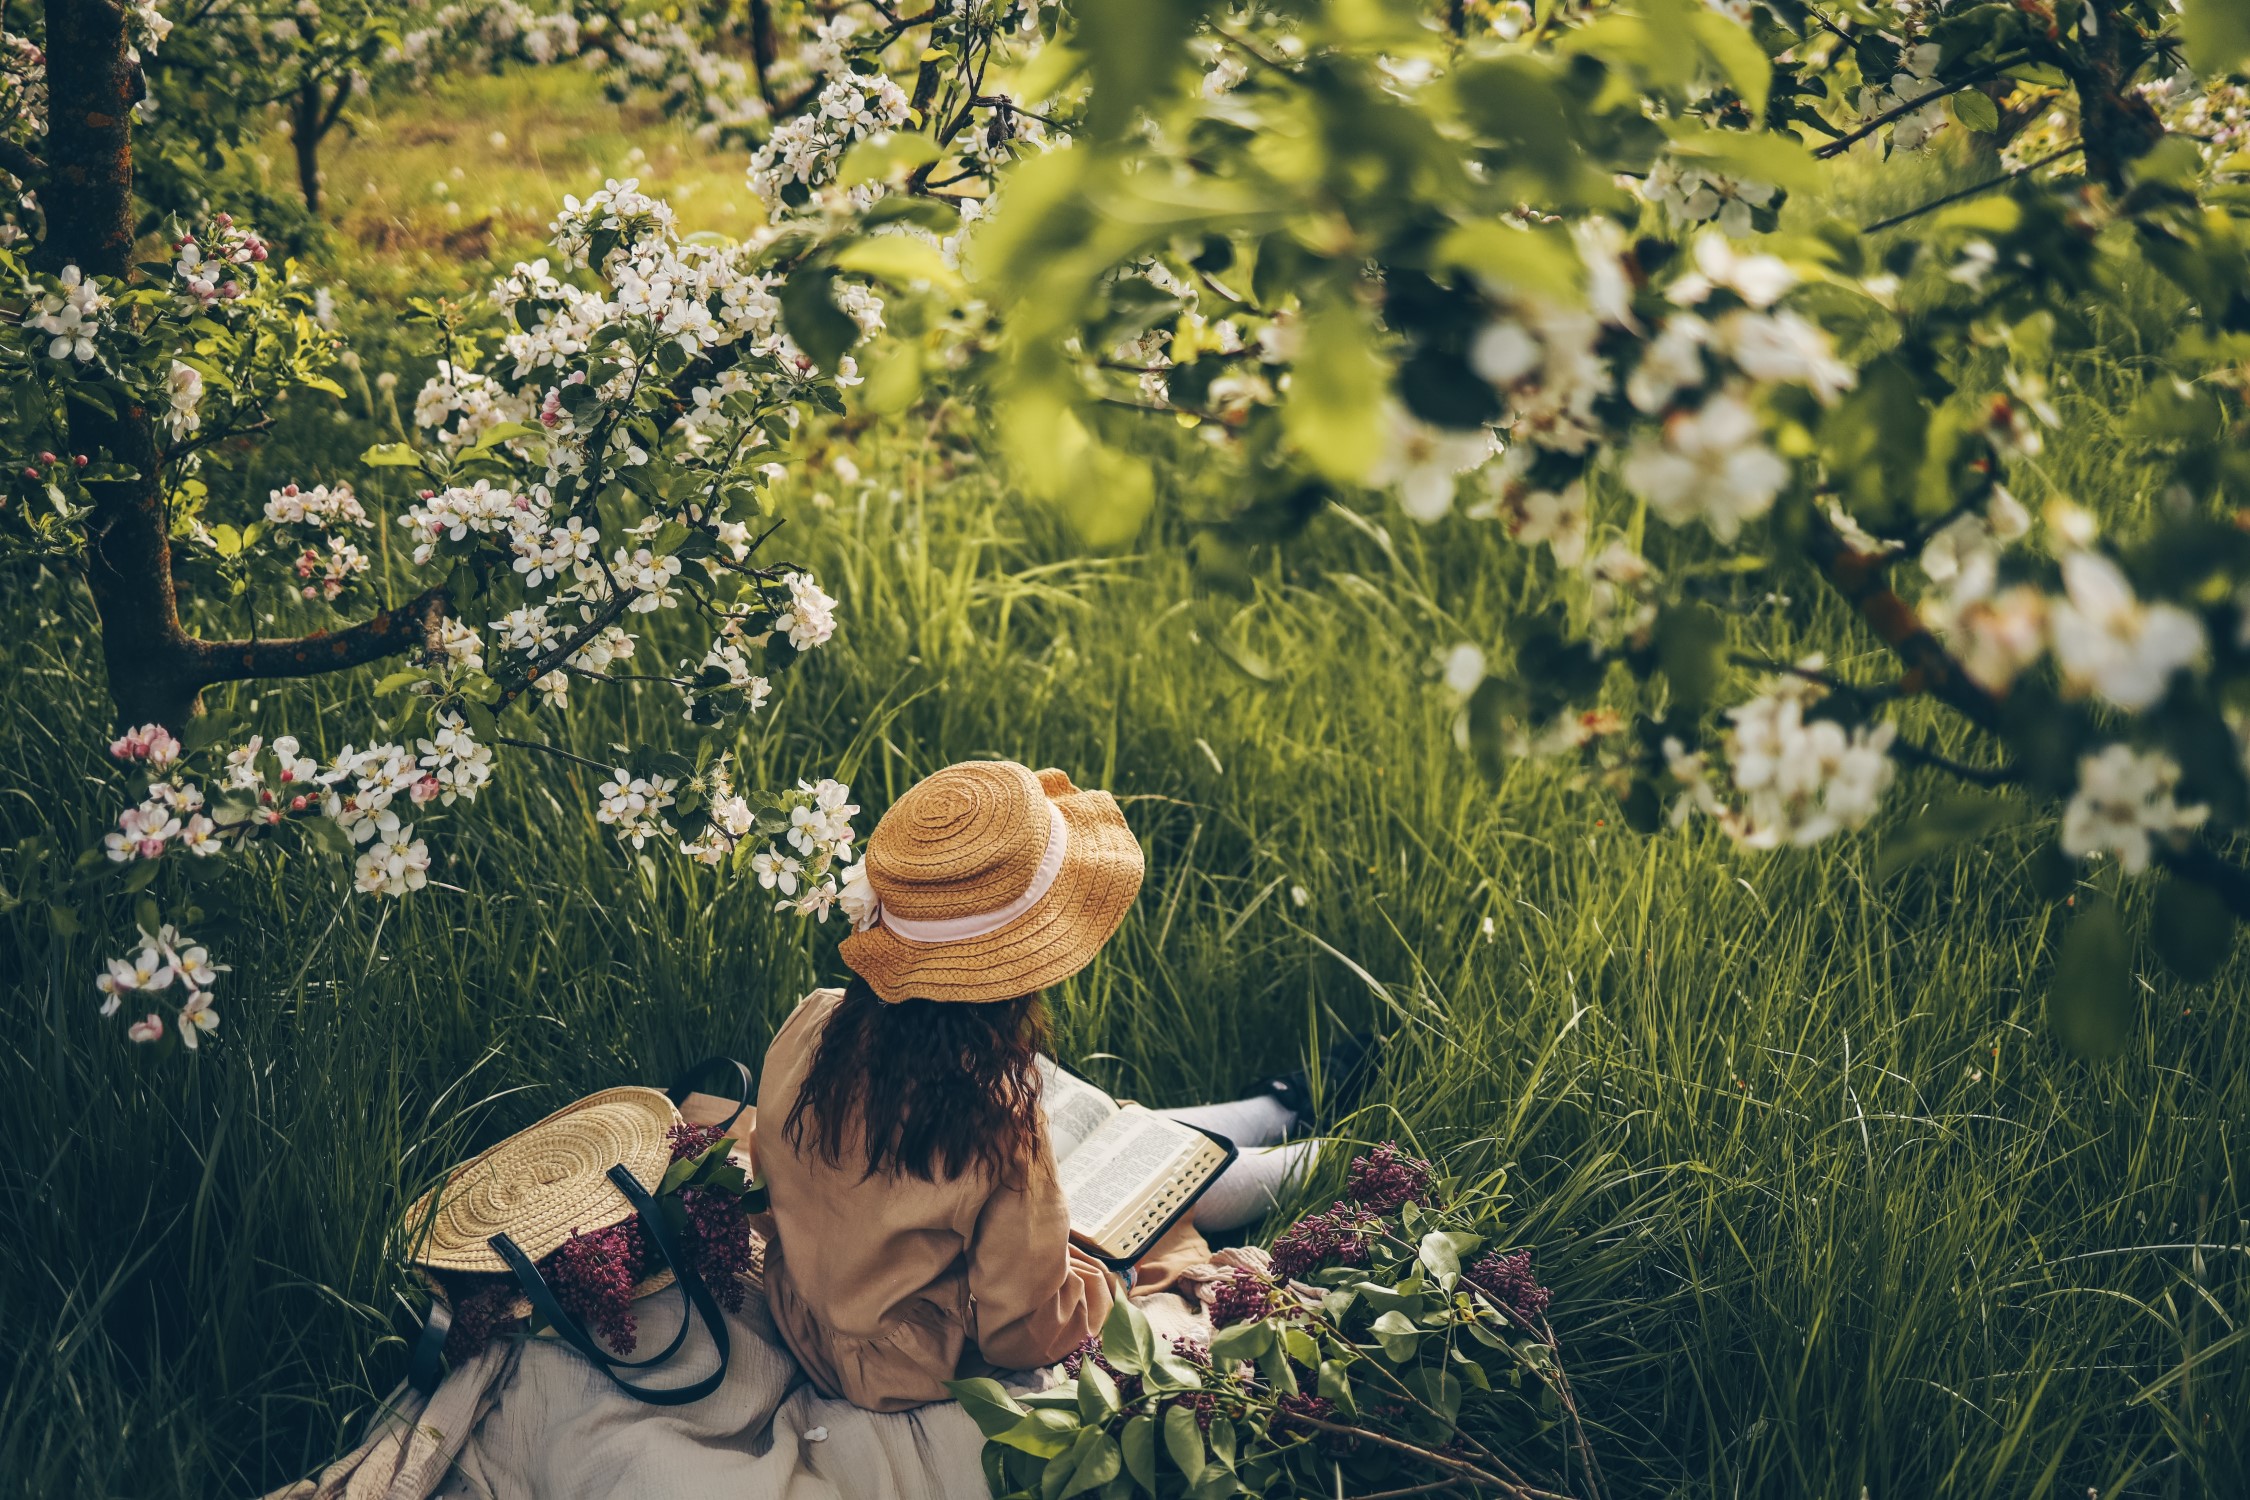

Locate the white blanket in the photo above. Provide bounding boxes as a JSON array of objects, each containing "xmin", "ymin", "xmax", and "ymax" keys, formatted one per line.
[{"xmin": 265, "ymin": 1263, "xmax": 1217, "ymax": 1500}]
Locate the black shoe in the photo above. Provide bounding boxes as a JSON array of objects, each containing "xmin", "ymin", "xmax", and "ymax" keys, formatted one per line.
[{"xmin": 1259, "ymin": 1031, "xmax": 1382, "ymax": 1136}]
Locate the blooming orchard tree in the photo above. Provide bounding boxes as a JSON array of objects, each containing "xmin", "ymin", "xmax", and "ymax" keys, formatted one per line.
[
  {"xmin": 0, "ymin": 0, "xmax": 967, "ymax": 1052},
  {"xmin": 770, "ymin": 0, "xmax": 2250, "ymax": 1051},
  {"xmin": 12, "ymin": 0, "xmax": 2250, "ymax": 1056}
]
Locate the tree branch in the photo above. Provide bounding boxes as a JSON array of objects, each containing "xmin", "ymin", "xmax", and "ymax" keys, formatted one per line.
[
  {"xmin": 1813, "ymin": 57, "xmax": 2029, "ymax": 160},
  {"xmin": 1807, "ymin": 510, "xmax": 2250, "ymax": 916},
  {"xmin": 190, "ymin": 585, "xmax": 450, "ymax": 686},
  {"xmin": 1862, "ymin": 143, "xmax": 2086, "ymax": 235},
  {"xmin": 1888, "ymin": 734, "xmax": 2019, "ymax": 789}
]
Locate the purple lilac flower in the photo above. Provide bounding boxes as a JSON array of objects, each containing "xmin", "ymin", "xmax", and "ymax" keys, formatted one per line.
[
  {"xmin": 1343, "ymin": 1142, "xmax": 1434, "ymax": 1214},
  {"xmin": 549, "ymin": 1217, "xmax": 652, "ymax": 1353},
  {"xmin": 1203, "ymin": 1266, "xmax": 1275, "ymax": 1328},
  {"xmin": 1464, "ymin": 1247, "xmax": 1550, "ymax": 1325},
  {"xmin": 1268, "ymin": 1203, "xmax": 1384, "ymax": 1280}
]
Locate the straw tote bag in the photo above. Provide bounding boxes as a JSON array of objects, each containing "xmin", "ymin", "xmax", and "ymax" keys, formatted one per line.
[{"xmin": 396, "ymin": 1058, "xmax": 754, "ymax": 1406}]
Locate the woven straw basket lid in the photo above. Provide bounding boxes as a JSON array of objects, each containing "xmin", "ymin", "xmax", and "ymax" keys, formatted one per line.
[
  {"xmin": 402, "ymin": 1086, "xmax": 678, "ymax": 1276},
  {"xmin": 839, "ymin": 761, "xmax": 1145, "ymax": 1003}
]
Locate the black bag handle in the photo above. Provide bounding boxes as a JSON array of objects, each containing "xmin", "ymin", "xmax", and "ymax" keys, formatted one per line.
[
  {"xmin": 665, "ymin": 1056, "xmax": 755, "ymax": 1135},
  {"xmin": 486, "ymin": 1164, "xmax": 733, "ymax": 1406}
]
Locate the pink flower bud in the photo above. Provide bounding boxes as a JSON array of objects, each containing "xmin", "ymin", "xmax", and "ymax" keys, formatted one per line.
[
  {"xmin": 37, "ymin": 451, "xmax": 55, "ymax": 463},
  {"xmin": 137, "ymin": 837, "xmax": 165, "ymax": 858},
  {"xmin": 289, "ymin": 794, "xmax": 309, "ymax": 812}
]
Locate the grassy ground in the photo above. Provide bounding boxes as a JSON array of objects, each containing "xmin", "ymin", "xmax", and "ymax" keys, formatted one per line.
[{"xmin": 2, "ymin": 65, "xmax": 2247, "ymax": 1500}]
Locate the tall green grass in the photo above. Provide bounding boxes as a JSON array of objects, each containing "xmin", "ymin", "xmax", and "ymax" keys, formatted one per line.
[{"xmin": 1, "ymin": 65, "xmax": 2245, "ymax": 1500}]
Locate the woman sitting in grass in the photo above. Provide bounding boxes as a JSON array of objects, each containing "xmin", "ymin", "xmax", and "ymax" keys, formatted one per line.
[{"xmin": 753, "ymin": 759, "xmax": 1347, "ymax": 1411}]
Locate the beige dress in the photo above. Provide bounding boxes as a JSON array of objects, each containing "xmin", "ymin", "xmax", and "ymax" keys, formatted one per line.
[{"xmin": 752, "ymin": 988, "xmax": 1209, "ymax": 1412}]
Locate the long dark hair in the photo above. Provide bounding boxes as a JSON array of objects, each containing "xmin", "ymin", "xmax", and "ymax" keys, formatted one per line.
[{"xmin": 782, "ymin": 974, "xmax": 1049, "ymax": 1186}]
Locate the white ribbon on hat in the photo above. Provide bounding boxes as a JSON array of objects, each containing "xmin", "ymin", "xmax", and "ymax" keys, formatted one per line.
[{"xmin": 853, "ymin": 800, "xmax": 1069, "ymax": 944}]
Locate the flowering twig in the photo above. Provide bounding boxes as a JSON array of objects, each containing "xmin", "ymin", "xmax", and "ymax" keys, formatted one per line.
[
  {"xmin": 1862, "ymin": 143, "xmax": 2086, "ymax": 235},
  {"xmin": 1813, "ymin": 56, "xmax": 2030, "ymax": 159}
]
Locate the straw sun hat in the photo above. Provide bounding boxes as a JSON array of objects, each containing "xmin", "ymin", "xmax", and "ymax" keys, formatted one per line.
[
  {"xmin": 839, "ymin": 760, "xmax": 1145, "ymax": 1003},
  {"xmin": 403, "ymin": 1085, "xmax": 679, "ymax": 1280}
]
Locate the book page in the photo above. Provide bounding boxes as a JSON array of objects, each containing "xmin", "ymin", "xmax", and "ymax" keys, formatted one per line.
[
  {"xmin": 1035, "ymin": 1055, "xmax": 1117, "ymax": 1165},
  {"xmin": 1052, "ymin": 1106, "xmax": 1226, "ymax": 1255}
]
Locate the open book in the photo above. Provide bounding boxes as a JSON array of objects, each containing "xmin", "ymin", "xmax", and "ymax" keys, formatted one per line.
[{"xmin": 1036, "ymin": 1057, "xmax": 1238, "ymax": 1267}]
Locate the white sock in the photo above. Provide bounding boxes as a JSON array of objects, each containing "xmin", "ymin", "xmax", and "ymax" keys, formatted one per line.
[
  {"xmin": 1186, "ymin": 1141, "xmax": 1325, "ymax": 1232},
  {"xmin": 1158, "ymin": 1094, "xmax": 1298, "ymax": 1149}
]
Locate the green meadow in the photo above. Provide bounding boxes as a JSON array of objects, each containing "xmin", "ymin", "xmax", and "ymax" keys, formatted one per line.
[{"xmin": 1, "ymin": 65, "xmax": 2244, "ymax": 1499}]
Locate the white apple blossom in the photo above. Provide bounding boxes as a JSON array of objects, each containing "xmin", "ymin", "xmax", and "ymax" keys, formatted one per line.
[
  {"xmin": 109, "ymin": 724, "xmax": 183, "ymax": 769},
  {"xmin": 265, "ymin": 481, "xmax": 370, "ymax": 529},
  {"xmin": 1666, "ymin": 234, "xmax": 1797, "ymax": 311},
  {"xmin": 1370, "ymin": 404, "xmax": 1501, "ymax": 522},
  {"xmin": 2049, "ymin": 551, "xmax": 2205, "ymax": 712},
  {"xmin": 29, "ymin": 266, "xmax": 109, "ymax": 362},
  {"xmin": 775, "ymin": 572, "xmax": 838, "ymax": 650},
  {"xmin": 1641, "ymin": 157, "xmax": 1777, "ymax": 236},
  {"xmin": 1667, "ymin": 666, "xmax": 1897, "ymax": 848},
  {"xmin": 1621, "ymin": 388, "xmax": 1789, "ymax": 542},
  {"xmin": 430, "ymin": 617, "xmax": 486, "ymax": 671},
  {"xmin": 2060, "ymin": 744, "xmax": 2208, "ymax": 873},
  {"xmin": 165, "ymin": 361, "xmax": 204, "ymax": 439},
  {"xmin": 354, "ymin": 827, "xmax": 432, "ymax": 895},
  {"xmin": 416, "ymin": 715, "xmax": 495, "ymax": 804}
]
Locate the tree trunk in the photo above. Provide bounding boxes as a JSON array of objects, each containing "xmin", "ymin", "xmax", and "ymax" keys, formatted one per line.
[
  {"xmin": 38, "ymin": 0, "xmax": 205, "ymax": 730},
  {"xmin": 292, "ymin": 77, "xmax": 324, "ymax": 213},
  {"xmin": 38, "ymin": 0, "xmax": 136, "ymax": 278}
]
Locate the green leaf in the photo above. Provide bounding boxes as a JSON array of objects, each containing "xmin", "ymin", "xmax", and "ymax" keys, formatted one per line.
[
  {"xmin": 301, "ymin": 817, "xmax": 355, "ymax": 858},
  {"xmin": 1876, "ymin": 792, "xmax": 2023, "ymax": 881},
  {"xmin": 1161, "ymin": 1404, "xmax": 1205, "ymax": 1484},
  {"xmin": 779, "ymin": 268, "xmax": 862, "ymax": 375},
  {"xmin": 2049, "ymin": 897, "xmax": 2132, "ymax": 1060},
  {"xmin": 1431, "ymin": 221, "xmax": 1584, "ymax": 303},
  {"xmin": 2185, "ymin": 0, "xmax": 2250, "ymax": 77},
  {"xmin": 1283, "ymin": 298, "xmax": 1387, "ymax": 485},
  {"xmin": 1120, "ymin": 1414, "xmax": 1156, "ymax": 1492},
  {"xmin": 995, "ymin": 1408, "xmax": 1081, "ymax": 1460},
  {"xmin": 1256, "ymin": 1343, "xmax": 1299, "ymax": 1397},
  {"xmin": 360, "ymin": 442, "xmax": 424, "ymax": 468},
  {"xmin": 1417, "ymin": 1230, "xmax": 1482, "ymax": 1285},
  {"xmin": 1661, "ymin": 122, "xmax": 1821, "ymax": 194},
  {"xmin": 1822, "ymin": 356, "xmax": 1929, "ymax": 527},
  {"xmin": 1683, "ymin": 5, "xmax": 1771, "ymax": 120},
  {"xmin": 1059, "ymin": 1432, "xmax": 1122, "ymax": 1499},
  {"xmin": 1099, "ymin": 1293, "xmax": 1155, "ymax": 1375},
  {"xmin": 1208, "ymin": 1319, "xmax": 1274, "ymax": 1365},
  {"xmin": 832, "ymin": 234, "xmax": 965, "ymax": 296},
  {"xmin": 837, "ymin": 130, "xmax": 944, "ymax": 188},
  {"xmin": 1949, "ymin": 89, "xmax": 2000, "ymax": 134},
  {"xmin": 1654, "ymin": 603, "xmax": 1727, "ymax": 713},
  {"xmin": 1077, "ymin": 1360, "xmax": 1120, "ymax": 1424},
  {"xmin": 469, "ymin": 420, "xmax": 541, "ymax": 453},
  {"xmin": 947, "ymin": 1376, "xmax": 1030, "ymax": 1437},
  {"xmin": 1398, "ymin": 1366, "xmax": 1464, "ymax": 1422},
  {"xmin": 1317, "ymin": 1359, "xmax": 1357, "ymax": 1415},
  {"xmin": 1280, "ymin": 1327, "xmax": 1320, "ymax": 1369},
  {"xmin": 1370, "ymin": 1309, "xmax": 1423, "ymax": 1364},
  {"xmin": 1147, "ymin": 1348, "xmax": 1206, "ymax": 1391},
  {"xmin": 2151, "ymin": 879, "xmax": 2235, "ymax": 984}
]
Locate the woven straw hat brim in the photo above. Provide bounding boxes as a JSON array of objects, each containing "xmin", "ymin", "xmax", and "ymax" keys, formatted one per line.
[
  {"xmin": 401, "ymin": 1086, "xmax": 677, "ymax": 1275},
  {"xmin": 839, "ymin": 781, "xmax": 1144, "ymax": 1003}
]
